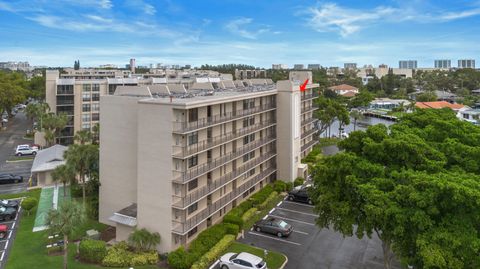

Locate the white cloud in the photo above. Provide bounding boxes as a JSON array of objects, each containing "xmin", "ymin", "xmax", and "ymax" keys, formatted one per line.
[
  {"xmin": 143, "ymin": 3, "xmax": 156, "ymax": 15},
  {"xmin": 225, "ymin": 18, "xmax": 270, "ymax": 39},
  {"xmin": 305, "ymin": 2, "xmax": 480, "ymax": 37},
  {"xmin": 99, "ymin": 0, "xmax": 113, "ymax": 9}
]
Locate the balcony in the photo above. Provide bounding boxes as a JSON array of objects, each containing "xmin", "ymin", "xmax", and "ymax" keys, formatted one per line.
[
  {"xmin": 172, "ymin": 152, "xmax": 276, "ymax": 209},
  {"xmin": 301, "ymin": 139, "xmax": 319, "ymax": 152},
  {"xmin": 301, "ymin": 128, "xmax": 318, "ymax": 139},
  {"xmin": 301, "ymin": 117, "xmax": 318, "ymax": 126},
  {"xmin": 173, "ymin": 136, "xmax": 276, "ymax": 183},
  {"xmin": 301, "ymin": 104, "xmax": 319, "ymax": 114},
  {"xmin": 172, "ymin": 120, "xmax": 276, "ymax": 158},
  {"xmin": 172, "ymin": 167, "xmax": 276, "ymax": 234},
  {"xmin": 173, "ymin": 103, "xmax": 276, "ymax": 134},
  {"xmin": 301, "ymin": 92, "xmax": 319, "ymax": 101}
]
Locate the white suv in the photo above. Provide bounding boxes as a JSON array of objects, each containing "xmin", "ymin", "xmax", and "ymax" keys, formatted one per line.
[{"xmin": 15, "ymin": 145, "xmax": 38, "ymax": 156}]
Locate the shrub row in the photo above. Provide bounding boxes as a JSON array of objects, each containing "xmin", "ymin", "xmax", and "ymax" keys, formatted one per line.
[
  {"xmin": 190, "ymin": 235, "xmax": 235, "ymax": 269},
  {"xmin": 258, "ymin": 191, "xmax": 278, "ymax": 210},
  {"xmin": 294, "ymin": 177, "xmax": 305, "ymax": 187},
  {"xmin": 168, "ymin": 223, "xmax": 239, "ymax": 269},
  {"xmin": 79, "ymin": 239, "xmax": 107, "ymax": 263},
  {"xmin": 250, "ymin": 185, "xmax": 274, "ymax": 207},
  {"xmin": 101, "ymin": 242, "xmax": 158, "ymax": 267},
  {"xmin": 241, "ymin": 207, "xmax": 258, "ymax": 223},
  {"xmin": 273, "ymin": 180, "xmax": 287, "ymax": 193}
]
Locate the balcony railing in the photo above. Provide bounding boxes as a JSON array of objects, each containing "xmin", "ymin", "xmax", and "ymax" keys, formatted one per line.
[
  {"xmin": 173, "ymin": 136, "xmax": 276, "ymax": 183},
  {"xmin": 172, "ymin": 120, "xmax": 276, "ymax": 158},
  {"xmin": 172, "ymin": 152, "xmax": 276, "ymax": 209},
  {"xmin": 301, "ymin": 92, "xmax": 319, "ymax": 101},
  {"xmin": 301, "ymin": 117, "xmax": 318, "ymax": 126},
  {"xmin": 301, "ymin": 128, "xmax": 318, "ymax": 139},
  {"xmin": 172, "ymin": 167, "xmax": 276, "ymax": 234},
  {"xmin": 301, "ymin": 104, "xmax": 319, "ymax": 114},
  {"xmin": 173, "ymin": 103, "xmax": 276, "ymax": 133},
  {"xmin": 301, "ymin": 139, "xmax": 319, "ymax": 152}
]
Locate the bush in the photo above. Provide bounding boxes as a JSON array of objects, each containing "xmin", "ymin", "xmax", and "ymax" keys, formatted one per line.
[
  {"xmin": 241, "ymin": 207, "xmax": 258, "ymax": 223},
  {"xmin": 223, "ymin": 213, "xmax": 244, "ymax": 228},
  {"xmin": 191, "ymin": 235, "xmax": 235, "ymax": 269},
  {"xmin": 101, "ymin": 243, "xmax": 131, "ymax": 267},
  {"xmin": 273, "ymin": 180, "xmax": 287, "ymax": 193},
  {"xmin": 224, "ymin": 223, "xmax": 240, "ymax": 235},
  {"xmin": 79, "ymin": 239, "xmax": 107, "ymax": 263},
  {"xmin": 294, "ymin": 177, "xmax": 305, "ymax": 187},
  {"xmin": 21, "ymin": 197, "xmax": 38, "ymax": 216},
  {"xmin": 167, "ymin": 247, "xmax": 191, "ymax": 269},
  {"xmin": 130, "ymin": 251, "xmax": 158, "ymax": 266},
  {"xmin": 258, "ymin": 191, "xmax": 278, "ymax": 210},
  {"xmin": 286, "ymin": 182, "xmax": 293, "ymax": 192},
  {"xmin": 250, "ymin": 185, "xmax": 274, "ymax": 206}
]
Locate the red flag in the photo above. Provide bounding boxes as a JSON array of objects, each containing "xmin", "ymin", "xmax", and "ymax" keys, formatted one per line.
[{"xmin": 300, "ymin": 79, "xmax": 309, "ymax": 91}]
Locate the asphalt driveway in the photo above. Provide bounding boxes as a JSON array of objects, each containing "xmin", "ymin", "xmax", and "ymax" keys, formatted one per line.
[
  {"xmin": 0, "ymin": 199, "xmax": 22, "ymax": 269},
  {"xmin": 239, "ymin": 198, "xmax": 402, "ymax": 269}
]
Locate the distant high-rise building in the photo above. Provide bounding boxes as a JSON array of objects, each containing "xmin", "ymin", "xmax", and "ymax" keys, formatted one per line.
[
  {"xmin": 399, "ymin": 60, "xmax": 417, "ymax": 69},
  {"xmin": 272, "ymin": 64, "xmax": 288, "ymax": 70},
  {"xmin": 458, "ymin": 59, "xmax": 475, "ymax": 69},
  {"xmin": 129, "ymin": 58, "xmax": 136, "ymax": 73},
  {"xmin": 434, "ymin": 60, "xmax": 451, "ymax": 69},
  {"xmin": 185, "ymin": 65, "xmax": 191, "ymax": 69},
  {"xmin": 344, "ymin": 63, "xmax": 357, "ymax": 69},
  {"xmin": 293, "ymin": 64, "xmax": 304, "ymax": 70},
  {"xmin": 0, "ymin": 61, "xmax": 31, "ymax": 71},
  {"xmin": 307, "ymin": 64, "xmax": 321, "ymax": 70}
]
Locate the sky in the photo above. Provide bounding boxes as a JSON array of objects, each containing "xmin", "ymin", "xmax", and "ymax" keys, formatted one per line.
[{"xmin": 1, "ymin": 0, "xmax": 480, "ymax": 68}]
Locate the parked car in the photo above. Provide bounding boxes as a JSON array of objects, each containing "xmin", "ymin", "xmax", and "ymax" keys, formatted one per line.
[
  {"xmin": 0, "ymin": 174, "xmax": 23, "ymax": 184},
  {"xmin": 0, "ymin": 224, "xmax": 7, "ymax": 239},
  {"xmin": 287, "ymin": 186, "xmax": 313, "ymax": 204},
  {"xmin": 253, "ymin": 217, "xmax": 292, "ymax": 237},
  {"xmin": 219, "ymin": 252, "xmax": 267, "ymax": 269},
  {"xmin": 0, "ymin": 206, "xmax": 17, "ymax": 221},
  {"xmin": 17, "ymin": 144, "xmax": 39, "ymax": 150},
  {"xmin": 0, "ymin": 200, "xmax": 19, "ymax": 210},
  {"xmin": 15, "ymin": 145, "xmax": 38, "ymax": 156}
]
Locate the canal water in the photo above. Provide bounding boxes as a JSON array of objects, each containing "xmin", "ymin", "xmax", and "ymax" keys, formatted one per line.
[{"xmin": 321, "ymin": 116, "xmax": 395, "ymax": 137}]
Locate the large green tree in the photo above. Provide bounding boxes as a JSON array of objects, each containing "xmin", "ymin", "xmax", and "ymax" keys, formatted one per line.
[{"xmin": 0, "ymin": 71, "xmax": 29, "ymax": 116}]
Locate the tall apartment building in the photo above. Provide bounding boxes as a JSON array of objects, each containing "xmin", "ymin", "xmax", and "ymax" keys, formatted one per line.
[
  {"xmin": 0, "ymin": 61, "xmax": 31, "ymax": 71},
  {"xmin": 234, "ymin": 69, "xmax": 267, "ymax": 80},
  {"xmin": 99, "ymin": 71, "xmax": 319, "ymax": 252},
  {"xmin": 344, "ymin": 63, "xmax": 357, "ymax": 69},
  {"xmin": 399, "ymin": 60, "xmax": 417, "ymax": 69},
  {"xmin": 434, "ymin": 60, "xmax": 451, "ymax": 69},
  {"xmin": 129, "ymin": 58, "xmax": 136, "ymax": 73},
  {"xmin": 45, "ymin": 68, "xmax": 228, "ymax": 144},
  {"xmin": 458, "ymin": 59, "xmax": 475, "ymax": 69},
  {"xmin": 307, "ymin": 64, "xmax": 321, "ymax": 70},
  {"xmin": 293, "ymin": 64, "xmax": 305, "ymax": 70},
  {"xmin": 272, "ymin": 64, "xmax": 288, "ymax": 70}
]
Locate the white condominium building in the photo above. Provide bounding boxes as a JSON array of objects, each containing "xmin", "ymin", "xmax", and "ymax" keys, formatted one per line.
[{"xmin": 99, "ymin": 71, "xmax": 319, "ymax": 252}]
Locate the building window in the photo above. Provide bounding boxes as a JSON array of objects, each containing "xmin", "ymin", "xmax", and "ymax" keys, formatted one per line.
[
  {"xmin": 188, "ymin": 155, "xmax": 198, "ymax": 168},
  {"xmin": 249, "ymin": 186, "xmax": 255, "ymax": 194},
  {"xmin": 187, "ymin": 226, "xmax": 197, "ymax": 238},
  {"xmin": 92, "ymin": 93, "xmax": 100, "ymax": 101},
  {"xmin": 82, "ymin": 104, "xmax": 91, "ymax": 112},
  {"xmin": 82, "ymin": 92, "xmax": 91, "ymax": 102},
  {"xmin": 82, "ymin": 114, "xmax": 91, "ymax": 122},
  {"xmin": 248, "ymin": 169, "xmax": 255, "ymax": 177},
  {"xmin": 243, "ymin": 99, "xmax": 255, "ymax": 110},
  {"xmin": 92, "ymin": 84, "xmax": 100, "ymax": 92},
  {"xmin": 92, "ymin": 103, "xmax": 100, "ymax": 111},
  {"xmin": 188, "ymin": 132, "xmax": 198, "ymax": 146},
  {"xmin": 242, "ymin": 191, "xmax": 249, "ymax": 198},
  {"xmin": 463, "ymin": 114, "xmax": 469, "ymax": 119},
  {"xmin": 82, "ymin": 123, "xmax": 91, "ymax": 130},
  {"xmin": 243, "ymin": 151, "xmax": 255, "ymax": 162},
  {"xmin": 92, "ymin": 113, "xmax": 99, "ymax": 121},
  {"xmin": 188, "ymin": 108, "xmax": 198, "ymax": 122},
  {"xmin": 188, "ymin": 203, "xmax": 198, "ymax": 214},
  {"xmin": 82, "ymin": 84, "xmax": 91, "ymax": 92},
  {"xmin": 243, "ymin": 116, "xmax": 255, "ymax": 128},
  {"xmin": 243, "ymin": 133, "xmax": 255, "ymax": 145},
  {"xmin": 188, "ymin": 178, "xmax": 198, "ymax": 191}
]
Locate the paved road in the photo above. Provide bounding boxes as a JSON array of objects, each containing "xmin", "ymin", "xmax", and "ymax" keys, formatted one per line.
[
  {"xmin": 0, "ymin": 200, "xmax": 22, "ymax": 269},
  {"xmin": 0, "ymin": 111, "xmax": 33, "ymax": 194},
  {"xmin": 238, "ymin": 198, "xmax": 402, "ymax": 269}
]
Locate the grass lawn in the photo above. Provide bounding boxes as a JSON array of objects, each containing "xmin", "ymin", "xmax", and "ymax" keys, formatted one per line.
[
  {"xmin": 225, "ymin": 242, "xmax": 286, "ymax": 269},
  {"xmin": 2, "ymin": 190, "xmax": 159, "ymax": 269}
]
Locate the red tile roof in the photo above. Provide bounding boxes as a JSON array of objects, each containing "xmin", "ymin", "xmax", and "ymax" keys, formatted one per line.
[
  {"xmin": 328, "ymin": 84, "xmax": 358, "ymax": 91},
  {"xmin": 341, "ymin": 91, "xmax": 357, "ymax": 97},
  {"xmin": 415, "ymin": 101, "xmax": 464, "ymax": 110}
]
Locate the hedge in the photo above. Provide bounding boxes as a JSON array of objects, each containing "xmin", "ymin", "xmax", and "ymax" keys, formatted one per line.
[
  {"xmin": 167, "ymin": 247, "xmax": 194, "ymax": 269},
  {"xmin": 294, "ymin": 177, "xmax": 305, "ymax": 187},
  {"xmin": 258, "ymin": 191, "xmax": 278, "ymax": 210},
  {"xmin": 190, "ymin": 235, "xmax": 235, "ymax": 269},
  {"xmin": 286, "ymin": 182, "xmax": 293, "ymax": 192},
  {"xmin": 241, "ymin": 207, "xmax": 258, "ymax": 223},
  {"xmin": 101, "ymin": 242, "xmax": 158, "ymax": 267},
  {"xmin": 224, "ymin": 223, "xmax": 240, "ymax": 236},
  {"xmin": 79, "ymin": 239, "xmax": 107, "ymax": 263},
  {"xmin": 273, "ymin": 180, "xmax": 287, "ymax": 193},
  {"xmin": 250, "ymin": 185, "xmax": 274, "ymax": 206},
  {"xmin": 223, "ymin": 213, "xmax": 244, "ymax": 228}
]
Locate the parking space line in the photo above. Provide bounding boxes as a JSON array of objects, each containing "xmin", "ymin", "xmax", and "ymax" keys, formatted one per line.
[
  {"xmin": 268, "ymin": 208, "xmax": 275, "ymax": 214},
  {"xmin": 269, "ymin": 214, "xmax": 315, "ymax": 226},
  {"xmin": 274, "ymin": 207, "xmax": 319, "ymax": 217},
  {"xmin": 0, "ymin": 250, "xmax": 4, "ymax": 261},
  {"xmin": 276, "ymin": 201, "xmax": 283, "ymax": 207},
  {"xmin": 4, "ymin": 241, "xmax": 8, "ymax": 250},
  {"xmin": 282, "ymin": 200, "xmax": 315, "ymax": 208},
  {"xmin": 293, "ymin": 230, "xmax": 309, "ymax": 235},
  {"xmin": 248, "ymin": 231, "xmax": 301, "ymax": 246},
  {"xmin": 11, "ymin": 222, "xmax": 15, "ymax": 229}
]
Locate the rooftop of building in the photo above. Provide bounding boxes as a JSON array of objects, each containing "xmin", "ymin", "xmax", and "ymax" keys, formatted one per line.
[{"xmin": 415, "ymin": 101, "xmax": 465, "ymax": 110}]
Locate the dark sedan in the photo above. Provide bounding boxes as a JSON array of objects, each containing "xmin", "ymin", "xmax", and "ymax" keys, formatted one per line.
[
  {"xmin": 0, "ymin": 174, "xmax": 23, "ymax": 184},
  {"xmin": 0, "ymin": 200, "xmax": 19, "ymax": 209},
  {"xmin": 287, "ymin": 186, "xmax": 313, "ymax": 204},
  {"xmin": 0, "ymin": 206, "xmax": 17, "ymax": 221},
  {"xmin": 253, "ymin": 217, "xmax": 293, "ymax": 237}
]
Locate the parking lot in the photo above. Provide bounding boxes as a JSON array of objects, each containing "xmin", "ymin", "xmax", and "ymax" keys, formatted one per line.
[
  {"xmin": 0, "ymin": 200, "xmax": 21, "ymax": 269},
  {"xmin": 0, "ymin": 161, "xmax": 32, "ymax": 195},
  {"xmin": 239, "ymin": 198, "xmax": 402, "ymax": 269}
]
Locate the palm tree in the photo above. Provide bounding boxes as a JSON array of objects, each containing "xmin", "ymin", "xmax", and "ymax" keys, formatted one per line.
[
  {"xmin": 74, "ymin": 130, "xmax": 92, "ymax": 145},
  {"xmin": 51, "ymin": 164, "xmax": 75, "ymax": 197},
  {"xmin": 47, "ymin": 201, "xmax": 85, "ymax": 269},
  {"xmin": 128, "ymin": 228, "xmax": 161, "ymax": 252},
  {"xmin": 350, "ymin": 110, "xmax": 364, "ymax": 131},
  {"xmin": 64, "ymin": 144, "xmax": 99, "ymax": 207},
  {"xmin": 42, "ymin": 113, "xmax": 68, "ymax": 146}
]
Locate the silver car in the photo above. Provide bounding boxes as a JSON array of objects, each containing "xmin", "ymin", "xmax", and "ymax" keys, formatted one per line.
[{"xmin": 219, "ymin": 252, "xmax": 267, "ymax": 269}]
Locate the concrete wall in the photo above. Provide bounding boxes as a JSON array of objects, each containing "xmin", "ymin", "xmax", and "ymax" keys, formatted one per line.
[{"xmin": 45, "ymin": 70, "xmax": 59, "ymax": 113}]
